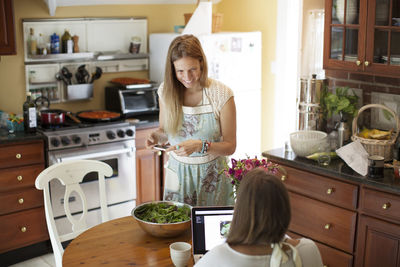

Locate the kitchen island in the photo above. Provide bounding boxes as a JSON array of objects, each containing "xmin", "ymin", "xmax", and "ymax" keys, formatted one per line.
[{"xmin": 263, "ymin": 148, "xmax": 400, "ymax": 267}]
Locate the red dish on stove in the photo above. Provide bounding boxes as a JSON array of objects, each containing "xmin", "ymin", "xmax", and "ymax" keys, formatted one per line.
[
  {"xmin": 76, "ymin": 110, "xmax": 121, "ymax": 122},
  {"xmin": 40, "ymin": 109, "xmax": 65, "ymax": 126}
]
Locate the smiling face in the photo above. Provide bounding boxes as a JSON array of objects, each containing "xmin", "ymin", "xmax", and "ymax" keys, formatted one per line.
[{"xmin": 173, "ymin": 56, "xmax": 202, "ymax": 89}]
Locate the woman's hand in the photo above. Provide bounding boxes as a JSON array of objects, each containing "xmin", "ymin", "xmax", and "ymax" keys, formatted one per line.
[
  {"xmin": 166, "ymin": 139, "xmax": 202, "ymax": 156},
  {"xmin": 145, "ymin": 129, "xmax": 168, "ymax": 149}
]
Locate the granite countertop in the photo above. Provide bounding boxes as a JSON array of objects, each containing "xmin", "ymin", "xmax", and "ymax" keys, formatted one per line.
[
  {"xmin": 262, "ymin": 148, "xmax": 400, "ymax": 195},
  {"xmin": 0, "ymin": 128, "xmax": 44, "ymax": 144}
]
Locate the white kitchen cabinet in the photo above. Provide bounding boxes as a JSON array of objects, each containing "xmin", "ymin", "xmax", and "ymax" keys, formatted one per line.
[{"xmin": 23, "ymin": 17, "xmax": 149, "ymax": 103}]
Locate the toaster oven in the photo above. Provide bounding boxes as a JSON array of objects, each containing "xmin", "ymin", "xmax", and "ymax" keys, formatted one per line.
[{"xmin": 105, "ymin": 84, "xmax": 159, "ymax": 117}]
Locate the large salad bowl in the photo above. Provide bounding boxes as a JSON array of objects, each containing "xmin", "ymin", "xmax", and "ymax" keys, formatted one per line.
[{"xmin": 131, "ymin": 201, "xmax": 192, "ymax": 238}]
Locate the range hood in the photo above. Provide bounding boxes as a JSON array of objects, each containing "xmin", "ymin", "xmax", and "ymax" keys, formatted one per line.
[{"xmin": 43, "ymin": 0, "xmax": 220, "ymax": 16}]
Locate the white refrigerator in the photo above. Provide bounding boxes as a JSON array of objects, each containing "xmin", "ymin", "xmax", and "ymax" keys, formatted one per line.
[{"xmin": 150, "ymin": 32, "xmax": 262, "ymax": 159}]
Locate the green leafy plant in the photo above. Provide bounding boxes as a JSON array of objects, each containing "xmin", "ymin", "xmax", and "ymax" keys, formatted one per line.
[{"xmin": 321, "ymin": 86, "xmax": 359, "ymax": 122}]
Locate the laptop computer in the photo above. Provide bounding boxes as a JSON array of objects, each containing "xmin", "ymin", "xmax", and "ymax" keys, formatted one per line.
[{"xmin": 191, "ymin": 206, "xmax": 235, "ymax": 263}]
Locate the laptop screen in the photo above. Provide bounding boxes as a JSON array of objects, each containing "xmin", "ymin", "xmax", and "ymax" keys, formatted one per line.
[{"xmin": 191, "ymin": 206, "xmax": 234, "ymax": 255}]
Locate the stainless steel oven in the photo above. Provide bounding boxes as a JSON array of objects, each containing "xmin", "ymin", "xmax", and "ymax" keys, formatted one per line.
[
  {"xmin": 105, "ymin": 84, "xmax": 159, "ymax": 117},
  {"xmin": 40, "ymin": 122, "xmax": 136, "ymax": 237}
]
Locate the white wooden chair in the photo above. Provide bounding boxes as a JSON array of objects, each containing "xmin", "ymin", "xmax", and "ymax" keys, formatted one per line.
[{"xmin": 35, "ymin": 160, "xmax": 113, "ymax": 267}]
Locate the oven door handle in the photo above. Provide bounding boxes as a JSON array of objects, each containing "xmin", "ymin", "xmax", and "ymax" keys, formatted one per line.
[{"xmin": 56, "ymin": 147, "xmax": 134, "ymax": 162}]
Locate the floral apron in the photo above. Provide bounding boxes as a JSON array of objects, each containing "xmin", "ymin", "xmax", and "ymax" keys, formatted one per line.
[{"xmin": 164, "ymin": 89, "xmax": 234, "ymax": 206}]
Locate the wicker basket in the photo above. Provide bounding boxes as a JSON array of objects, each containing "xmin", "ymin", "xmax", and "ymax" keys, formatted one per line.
[
  {"xmin": 351, "ymin": 104, "xmax": 400, "ymax": 161},
  {"xmin": 184, "ymin": 0, "xmax": 223, "ymax": 33}
]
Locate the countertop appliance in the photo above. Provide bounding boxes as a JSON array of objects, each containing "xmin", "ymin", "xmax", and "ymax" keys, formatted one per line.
[
  {"xmin": 38, "ymin": 120, "xmax": 136, "ymax": 237},
  {"xmin": 105, "ymin": 83, "xmax": 159, "ymax": 117},
  {"xmin": 150, "ymin": 32, "xmax": 262, "ymax": 158}
]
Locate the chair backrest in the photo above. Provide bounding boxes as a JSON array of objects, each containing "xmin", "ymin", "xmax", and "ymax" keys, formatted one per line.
[{"xmin": 35, "ymin": 160, "xmax": 113, "ymax": 267}]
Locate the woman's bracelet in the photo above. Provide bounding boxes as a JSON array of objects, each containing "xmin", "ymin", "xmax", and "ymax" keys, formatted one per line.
[{"xmin": 201, "ymin": 139, "xmax": 211, "ymax": 154}]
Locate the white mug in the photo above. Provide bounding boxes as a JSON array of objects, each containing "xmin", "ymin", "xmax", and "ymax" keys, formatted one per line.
[{"xmin": 170, "ymin": 242, "xmax": 192, "ymax": 267}]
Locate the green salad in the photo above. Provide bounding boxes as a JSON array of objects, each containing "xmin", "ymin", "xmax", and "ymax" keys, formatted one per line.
[{"xmin": 134, "ymin": 202, "xmax": 191, "ymax": 223}]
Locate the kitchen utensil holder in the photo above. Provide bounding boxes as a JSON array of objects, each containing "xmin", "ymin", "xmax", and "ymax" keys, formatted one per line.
[
  {"xmin": 66, "ymin": 84, "xmax": 93, "ymax": 101},
  {"xmin": 351, "ymin": 104, "xmax": 400, "ymax": 161}
]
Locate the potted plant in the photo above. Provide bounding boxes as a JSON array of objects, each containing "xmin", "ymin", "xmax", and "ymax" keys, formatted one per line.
[
  {"xmin": 320, "ymin": 86, "xmax": 359, "ymax": 145},
  {"xmin": 321, "ymin": 86, "xmax": 359, "ymax": 123}
]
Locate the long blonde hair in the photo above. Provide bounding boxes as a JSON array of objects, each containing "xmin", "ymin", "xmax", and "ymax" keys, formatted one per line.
[{"xmin": 161, "ymin": 34, "xmax": 209, "ymax": 136}]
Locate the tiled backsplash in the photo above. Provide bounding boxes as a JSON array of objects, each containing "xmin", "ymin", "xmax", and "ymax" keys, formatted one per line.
[{"xmin": 325, "ymin": 70, "xmax": 400, "ymax": 131}]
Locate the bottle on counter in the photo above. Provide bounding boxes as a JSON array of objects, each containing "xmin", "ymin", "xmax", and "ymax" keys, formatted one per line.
[
  {"xmin": 23, "ymin": 92, "xmax": 37, "ymax": 133},
  {"xmin": 61, "ymin": 29, "xmax": 73, "ymax": 54},
  {"xmin": 51, "ymin": 33, "xmax": 60, "ymax": 54},
  {"xmin": 27, "ymin": 28, "xmax": 37, "ymax": 56}
]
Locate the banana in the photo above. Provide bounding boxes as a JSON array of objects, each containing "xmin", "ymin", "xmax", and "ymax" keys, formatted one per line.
[
  {"xmin": 306, "ymin": 151, "xmax": 338, "ymax": 161},
  {"xmin": 358, "ymin": 127, "xmax": 392, "ymax": 140}
]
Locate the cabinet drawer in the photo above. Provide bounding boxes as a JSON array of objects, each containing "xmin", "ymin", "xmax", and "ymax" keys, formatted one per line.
[
  {"xmin": 281, "ymin": 165, "xmax": 358, "ymax": 210},
  {"xmin": 0, "ymin": 164, "xmax": 44, "ymax": 192},
  {"xmin": 360, "ymin": 187, "xmax": 400, "ymax": 222},
  {"xmin": 289, "ymin": 231, "xmax": 353, "ymax": 267},
  {"xmin": 0, "ymin": 207, "xmax": 49, "ymax": 253},
  {"xmin": 0, "ymin": 141, "xmax": 44, "ymax": 169},
  {"xmin": 289, "ymin": 192, "xmax": 357, "ymax": 253},
  {"xmin": 136, "ymin": 127, "xmax": 157, "ymax": 150},
  {"xmin": 0, "ymin": 188, "xmax": 43, "ymax": 215}
]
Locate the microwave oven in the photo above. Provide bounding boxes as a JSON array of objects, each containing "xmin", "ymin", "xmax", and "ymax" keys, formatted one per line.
[{"xmin": 105, "ymin": 85, "xmax": 159, "ymax": 117}]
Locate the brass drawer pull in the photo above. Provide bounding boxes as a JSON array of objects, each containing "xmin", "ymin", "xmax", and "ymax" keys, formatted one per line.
[
  {"xmin": 323, "ymin": 265, "xmax": 328, "ymax": 267},
  {"xmin": 21, "ymin": 226, "xmax": 27, "ymax": 233},
  {"xmin": 18, "ymin": 198, "xmax": 24, "ymax": 204},
  {"xmin": 382, "ymin": 203, "xmax": 391, "ymax": 210},
  {"xmin": 324, "ymin": 223, "xmax": 331, "ymax": 230},
  {"xmin": 356, "ymin": 60, "xmax": 361, "ymax": 66},
  {"xmin": 16, "ymin": 153, "xmax": 22, "ymax": 159},
  {"xmin": 17, "ymin": 175, "xmax": 23, "ymax": 181},
  {"xmin": 326, "ymin": 188, "xmax": 334, "ymax": 194},
  {"xmin": 281, "ymin": 175, "xmax": 286, "ymax": 181},
  {"xmin": 365, "ymin": 61, "xmax": 370, "ymax": 66}
]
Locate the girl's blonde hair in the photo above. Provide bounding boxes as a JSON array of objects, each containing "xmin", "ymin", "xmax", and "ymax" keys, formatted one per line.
[{"xmin": 161, "ymin": 34, "xmax": 209, "ymax": 135}]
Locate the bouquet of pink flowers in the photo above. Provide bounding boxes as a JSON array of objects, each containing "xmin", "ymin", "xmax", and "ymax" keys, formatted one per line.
[{"xmin": 221, "ymin": 157, "xmax": 286, "ymax": 198}]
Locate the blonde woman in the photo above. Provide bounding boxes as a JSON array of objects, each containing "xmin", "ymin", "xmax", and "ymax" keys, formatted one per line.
[
  {"xmin": 146, "ymin": 34, "xmax": 236, "ymax": 206},
  {"xmin": 195, "ymin": 168, "xmax": 323, "ymax": 267}
]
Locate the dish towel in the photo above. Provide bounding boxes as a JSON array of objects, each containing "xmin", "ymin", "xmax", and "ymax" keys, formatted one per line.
[{"xmin": 336, "ymin": 140, "xmax": 369, "ymax": 176}]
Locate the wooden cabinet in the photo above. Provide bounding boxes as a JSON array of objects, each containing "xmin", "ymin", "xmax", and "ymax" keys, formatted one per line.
[
  {"xmin": 0, "ymin": 0, "xmax": 16, "ymax": 55},
  {"xmin": 0, "ymin": 140, "xmax": 48, "ymax": 253},
  {"xmin": 279, "ymin": 164, "xmax": 357, "ymax": 267},
  {"xmin": 323, "ymin": 0, "xmax": 400, "ymax": 77},
  {"xmin": 136, "ymin": 127, "xmax": 163, "ymax": 205},
  {"xmin": 355, "ymin": 186, "xmax": 400, "ymax": 267}
]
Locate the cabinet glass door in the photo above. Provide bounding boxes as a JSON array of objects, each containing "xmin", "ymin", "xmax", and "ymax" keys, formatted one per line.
[
  {"xmin": 329, "ymin": 0, "xmax": 360, "ymax": 62},
  {"xmin": 372, "ymin": 0, "xmax": 400, "ymax": 66}
]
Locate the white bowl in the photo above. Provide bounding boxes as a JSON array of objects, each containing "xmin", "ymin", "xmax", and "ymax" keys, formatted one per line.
[{"xmin": 290, "ymin": 130, "xmax": 328, "ymax": 157}]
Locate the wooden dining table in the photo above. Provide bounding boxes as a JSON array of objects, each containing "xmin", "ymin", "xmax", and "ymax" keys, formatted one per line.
[{"xmin": 63, "ymin": 216, "xmax": 194, "ymax": 266}]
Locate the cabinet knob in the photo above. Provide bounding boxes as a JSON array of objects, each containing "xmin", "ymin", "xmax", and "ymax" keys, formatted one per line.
[
  {"xmin": 16, "ymin": 153, "xmax": 22, "ymax": 159},
  {"xmin": 364, "ymin": 61, "xmax": 370, "ymax": 66},
  {"xmin": 157, "ymin": 151, "xmax": 162, "ymax": 156},
  {"xmin": 281, "ymin": 175, "xmax": 286, "ymax": 181},
  {"xmin": 356, "ymin": 60, "xmax": 361, "ymax": 66},
  {"xmin": 326, "ymin": 188, "xmax": 334, "ymax": 194},
  {"xmin": 18, "ymin": 198, "xmax": 24, "ymax": 204},
  {"xmin": 17, "ymin": 175, "xmax": 23, "ymax": 181},
  {"xmin": 382, "ymin": 202, "xmax": 391, "ymax": 210},
  {"xmin": 21, "ymin": 226, "xmax": 27, "ymax": 233},
  {"xmin": 324, "ymin": 223, "xmax": 331, "ymax": 230},
  {"xmin": 323, "ymin": 265, "xmax": 328, "ymax": 267}
]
